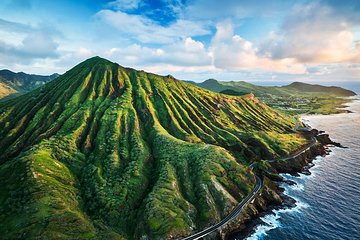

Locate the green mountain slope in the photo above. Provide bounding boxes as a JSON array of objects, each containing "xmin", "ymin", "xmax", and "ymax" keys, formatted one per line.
[
  {"xmin": 0, "ymin": 57, "xmax": 307, "ymax": 239},
  {"xmin": 189, "ymin": 79, "xmax": 356, "ymax": 114},
  {"xmin": 0, "ymin": 69, "xmax": 59, "ymax": 99}
]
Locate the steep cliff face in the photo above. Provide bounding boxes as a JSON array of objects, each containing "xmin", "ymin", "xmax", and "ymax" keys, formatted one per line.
[{"xmin": 0, "ymin": 57, "xmax": 308, "ymax": 239}]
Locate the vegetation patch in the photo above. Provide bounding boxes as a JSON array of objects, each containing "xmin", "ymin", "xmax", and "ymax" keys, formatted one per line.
[{"xmin": 0, "ymin": 57, "xmax": 309, "ymax": 239}]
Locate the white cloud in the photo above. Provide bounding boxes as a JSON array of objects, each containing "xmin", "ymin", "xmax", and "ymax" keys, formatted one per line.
[
  {"xmin": 75, "ymin": 47, "xmax": 93, "ymax": 58},
  {"xmin": 0, "ymin": 31, "xmax": 59, "ymax": 64},
  {"xmin": 162, "ymin": 37, "xmax": 212, "ymax": 66},
  {"xmin": 107, "ymin": 0, "xmax": 141, "ymax": 10},
  {"xmin": 262, "ymin": 2, "xmax": 360, "ymax": 63},
  {"xmin": 0, "ymin": 1, "xmax": 359, "ymax": 84},
  {"xmin": 0, "ymin": 18, "xmax": 34, "ymax": 33},
  {"xmin": 21, "ymin": 31, "xmax": 58, "ymax": 57},
  {"xmin": 101, "ymin": 20, "xmax": 307, "ymax": 76},
  {"xmin": 209, "ymin": 21, "xmax": 307, "ymax": 74},
  {"xmin": 104, "ymin": 37, "xmax": 213, "ymax": 72},
  {"xmin": 95, "ymin": 9, "xmax": 210, "ymax": 44},
  {"xmin": 305, "ymin": 63, "xmax": 360, "ymax": 82},
  {"xmin": 0, "ymin": 18, "xmax": 61, "ymax": 71}
]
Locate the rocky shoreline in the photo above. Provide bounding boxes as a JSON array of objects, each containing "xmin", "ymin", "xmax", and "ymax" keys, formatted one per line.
[{"xmin": 210, "ymin": 129, "xmax": 342, "ymax": 240}]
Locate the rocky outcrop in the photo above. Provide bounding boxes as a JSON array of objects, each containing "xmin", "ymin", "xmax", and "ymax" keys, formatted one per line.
[
  {"xmin": 269, "ymin": 142, "xmax": 325, "ymax": 175},
  {"xmin": 316, "ymin": 134, "xmax": 346, "ymax": 148}
]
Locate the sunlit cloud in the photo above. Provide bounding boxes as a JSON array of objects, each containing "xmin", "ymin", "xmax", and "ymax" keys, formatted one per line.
[
  {"xmin": 0, "ymin": 0, "xmax": 358, "ymax": 82},
  {"xmin": 261, "ymin": 2, "xmax": 360, "ymax": 63},
  {"xmin": 209, "ymin": 21, "xmax": 307, "ymax": 74},
  {"xmin": 95, "ymin": 9, "xmax": 210, "ymax": 44}
]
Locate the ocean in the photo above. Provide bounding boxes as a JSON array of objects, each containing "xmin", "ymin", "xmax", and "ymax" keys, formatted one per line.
[{"xmin": 231, "ymin": 83, "xmax": 360, "ymax": 240}]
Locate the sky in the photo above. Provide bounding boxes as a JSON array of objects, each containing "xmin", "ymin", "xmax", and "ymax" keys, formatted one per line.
[{"xmin": 0, "ymin": 0, "xmax": 360, "ymax": 83}]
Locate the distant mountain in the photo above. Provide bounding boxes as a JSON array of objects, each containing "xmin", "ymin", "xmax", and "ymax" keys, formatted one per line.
[
  {"xmin": 188, "ymin": 79, "xmax": 290, "ymax": 97},
  {"xmin": 190, "ymin": 79, "xmax": 356, "ymax": 97},
  {"xmin": 0, "ymin": 57, "xmax": 306, "ymax": 239},
  {"xmin": 0, "ymin": 69, "xmax": 59, "ymax": 99},
  {"xmin": 283, "ymin": 81, "xmax": 356, "ymax": 96},
  {"xmin": 188, "ymin": 79, "xmax": 356, "ymax": 115}
]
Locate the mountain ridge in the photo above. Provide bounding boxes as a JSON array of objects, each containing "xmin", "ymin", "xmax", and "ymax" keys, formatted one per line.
[
  {"xmin": 285, "ymin": 81, "xmax": 356, "ymax": 96},
  {"xmin": 190, "ymin": 79, "xmax": 356, "ymax": 97},
  {"xmin": 0, "ymin": 69, "xmax": 59, "ymax": 99},
  {"xmin": 0, "ymin": 57, "xmax": 308, "ymax": 239}
]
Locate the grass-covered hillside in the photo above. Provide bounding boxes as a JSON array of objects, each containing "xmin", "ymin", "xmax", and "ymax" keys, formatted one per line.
[
  {"xmin": 189, "ymin": 79, "xmax": 356, "ymax": 115},
  {"xmin": 0, "ymin": 69, "xmax": 59, "ymax": 99},
  {"xmin": 0, "ymin": 57, "xmax": 307, "ymax": 239}
]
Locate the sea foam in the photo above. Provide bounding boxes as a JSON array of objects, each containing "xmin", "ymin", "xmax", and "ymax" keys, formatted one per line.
[
  {"xmin": 245, "ymin": 193, "xmax": 309, "ymax": 240},
  {"xmin": 246, "ymin": 173, "xmax": 310, "ymax": 240}
]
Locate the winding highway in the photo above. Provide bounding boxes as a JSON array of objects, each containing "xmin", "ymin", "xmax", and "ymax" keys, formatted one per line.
[
  {"xmin": 181, "ymin": 175, "xmax": 262, "ymax": 240},
  {"xmin": 293, "ymin": 115, "xmax": 312, "ymax": 132},
  {"xmin": 181, "ymin": 117, "xmax": 316, "ymax": 240}
]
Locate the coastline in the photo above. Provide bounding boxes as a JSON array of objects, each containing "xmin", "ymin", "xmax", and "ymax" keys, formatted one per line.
[
  {"xmin": 221, "ymin": 99, "xmax": 360, "ymax": 240},
  {"xmin": 224, "ymin": 95, "xmax": 360, "ymax": 239},
  {"xmin": 177, "ymin": 98, "xmax": 360, "ymax": 240},
  {"xmin": 221, "ymin": 130, "xmax": 330, "ymax": 240}
]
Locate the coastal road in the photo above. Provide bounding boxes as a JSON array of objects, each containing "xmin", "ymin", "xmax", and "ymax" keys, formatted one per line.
[
  {"xmin": 293, "ymin": 116, "xmax": 300, "ymax": 131},
  {"xmin": 268, "ymin": 116, "xmax": 315, "ymax": 163},
  {"xmin": 293, "ymin": 115, "xmax": 312, "ymax": 132},
  {"xmin": 268, "ymin": 136, "xmax": 317, "ymax": 163},
  {"xmin": 181, "ymin": 175, "xmax": 262, "ymax": 240},
  {"xmin": 181, "ymin": 118, "xmax": 315, "ymax": 240}
]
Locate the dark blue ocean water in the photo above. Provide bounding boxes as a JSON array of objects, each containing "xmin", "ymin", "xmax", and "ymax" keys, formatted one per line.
[{"xmin": 231, "ymin": 83, "xmax": 360, "ymax": 240}]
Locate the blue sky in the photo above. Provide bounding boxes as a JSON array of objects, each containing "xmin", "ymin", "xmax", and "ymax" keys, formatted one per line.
[{"xmin": 0, "ymin": 0, "xmax": 360, "ymax": 83}]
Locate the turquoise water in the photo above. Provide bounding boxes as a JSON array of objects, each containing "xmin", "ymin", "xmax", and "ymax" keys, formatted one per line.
[{"xmin": 231, "ymin": 84, "xmax": 360, "ymax": 240}]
